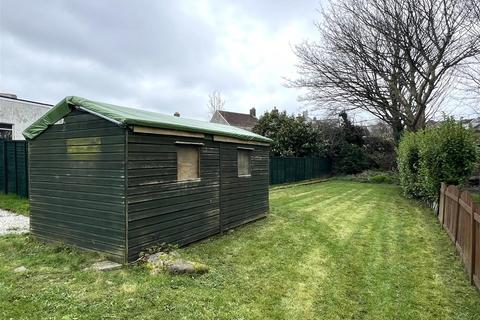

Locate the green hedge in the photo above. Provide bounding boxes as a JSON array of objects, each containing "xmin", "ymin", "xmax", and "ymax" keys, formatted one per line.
[{"xmin": 398, "ymin": 119, "xmax": 478, "ymax": 202}]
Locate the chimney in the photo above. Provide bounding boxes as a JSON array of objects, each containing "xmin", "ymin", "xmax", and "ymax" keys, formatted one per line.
[
  {"xmin": 174, "ymin": 112, "xmax": 180, "ymax": 117},
  {"xmin": 250, "ymin": 107, "xmax": 256, "ymax": 118}
]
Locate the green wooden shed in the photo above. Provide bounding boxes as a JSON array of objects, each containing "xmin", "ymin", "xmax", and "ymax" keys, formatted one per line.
[{"xmin": 23, "ymin": 96, "xmax": 271, "ymax": 263}]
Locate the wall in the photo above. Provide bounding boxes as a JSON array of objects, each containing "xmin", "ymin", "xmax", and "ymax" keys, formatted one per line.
[
  {"xmin": 126, "ymin": 133, "xmax": 221, "ymax": 260},
  {"xmin": 29, "ymin": 110, "xmax": 127, "ymax": 262},
  {"xmin": 210, "ymin": 111, "xmax": 228, "ymax": 126},
  {"xmin": 0, "ymin": 97, "xmax": 51, "ymax": 140},
  {"xmin": 220, "ymin": 143, "xmax": 269, "ymax": 230}
]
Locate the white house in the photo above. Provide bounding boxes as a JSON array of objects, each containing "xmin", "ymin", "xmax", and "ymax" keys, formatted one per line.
[{"xmin": 0, "ymin": 93, "xmax": 52, "ymax": 140}]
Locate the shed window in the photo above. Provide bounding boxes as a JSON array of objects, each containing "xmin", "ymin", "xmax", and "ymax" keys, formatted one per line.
[
  {"xmin": 177, "ymin": 145, "xmax": 200, "ymax": 181},
  {"xmin": 238, "ymin": 149, "xmax": 251, "ymax": 177}
]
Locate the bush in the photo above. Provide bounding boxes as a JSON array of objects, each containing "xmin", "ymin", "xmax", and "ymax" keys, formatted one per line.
[
  {"xmin": 333, "ymin": 142, "xmax": 369, "ymax": 174},
  {"xmin": 369, "ymin": 173, "xmax": 395, "ymax": 184},
  {"xmin": 397, "ymin": 131, "xmax": 424, "ymax": 199},
  {"xmin": 340, "ymin": 170, "xmax": 397, "ymax": 184},
  {"xmin": 419, "ymin": 119, "xmax": 478, "ymax": 202},
  {"xmin": 363, "ymin": 136, "xmax": 396, "ymax": 171},
  {"xmin": 398, "ymin": 119, "xmax": 478, "ymax": 202}
]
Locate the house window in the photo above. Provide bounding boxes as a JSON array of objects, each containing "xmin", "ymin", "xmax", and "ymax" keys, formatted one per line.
[
  {"xmin": 177, "ymin": 145, "xmax": 200, "ymax": 181},
  {"xmin": 238, "ymin": 149, "xmax": 252, "ymax": 177},
  {"xmin": 0, "ymin": 123, "xmax": 13, "ymax": 141}
]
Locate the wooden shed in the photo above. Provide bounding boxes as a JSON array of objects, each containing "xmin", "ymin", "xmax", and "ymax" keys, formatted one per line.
[{"xmin": 23, "ymin": 96, "xmax": 271, "ymax": 263}]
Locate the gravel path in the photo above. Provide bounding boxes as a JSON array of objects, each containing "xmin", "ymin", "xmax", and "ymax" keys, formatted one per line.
[{"xmin": 0, "ymin": 209, "xmax": 29, "ymax": 235}]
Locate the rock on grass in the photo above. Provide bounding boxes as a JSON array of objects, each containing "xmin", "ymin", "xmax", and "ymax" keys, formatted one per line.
[{"xmin": 145, "ymin": 252, "xmax": 209, "ymax": 275}]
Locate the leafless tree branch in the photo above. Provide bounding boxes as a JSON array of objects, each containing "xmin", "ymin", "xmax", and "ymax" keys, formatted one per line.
[
  {"xmin": 290, "ymin": 0, "xmax": 480, "ymax": 141},
  {"xmin": 207, "ymin": 90, "xmax": 226, "ymax": 117}
]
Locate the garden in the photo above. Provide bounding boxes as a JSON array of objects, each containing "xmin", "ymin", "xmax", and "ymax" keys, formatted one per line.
[
  {"xmin": 1, "ymin": 102, "xmax": 480, "ymax": 319},
  {"xmin": 2, "ymin": 180, "xmax": 480, "ymax": 319}
]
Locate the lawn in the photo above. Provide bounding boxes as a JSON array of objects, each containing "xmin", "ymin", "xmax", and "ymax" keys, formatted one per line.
[
  {"xmin": 0, "ymin": 193, "xmax": 29, "ymax": 216},
  {"xmin": 472, "ymin": 192, "xmax": 480, "ymax": 204},
  {"xmin": 1, "ymin": 180, "xmax": 480, "ymax": 319}
]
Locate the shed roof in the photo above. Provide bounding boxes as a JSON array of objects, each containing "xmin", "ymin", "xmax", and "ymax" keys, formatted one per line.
[{"xmin": 23, "ymin": 96, "xmax": 272, "ymax": 143}]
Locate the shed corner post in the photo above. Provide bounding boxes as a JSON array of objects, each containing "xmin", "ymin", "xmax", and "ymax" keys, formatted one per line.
[
  {"xmin": 218, "ymin": 142, "xmax": 223, "ymax": 234},
  {"xmin": 124, "ymin": 129, "xmax": 129, "ymax": 264}
]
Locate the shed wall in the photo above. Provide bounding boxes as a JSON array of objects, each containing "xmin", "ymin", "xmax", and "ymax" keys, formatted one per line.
[
  {"xmin": 29, "ymin": 110, "xmax": 127, "ymax": 261},
  {"xmin": 219, "ymin": 143, "xmax": 269, "ymax": 229},
  {"xmin": 126, "ymin": 133, "xmax": 220, "ymax": 260}
]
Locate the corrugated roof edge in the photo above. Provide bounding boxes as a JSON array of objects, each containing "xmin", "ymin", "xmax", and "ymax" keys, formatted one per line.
[{"xmin": 22, "ymin": 96, "xmax": 272, "ymax": 143}]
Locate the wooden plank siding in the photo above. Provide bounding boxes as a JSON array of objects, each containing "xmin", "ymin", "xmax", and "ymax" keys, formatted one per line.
[
  {"xmin": 219, "ymin": 143, "xmax": 269, "ymax": 230},
  {"xmin": 29, "ymin": 110, "xmax": 127, "ymax": 262},
  {"xmin": 126, "ymin": 133, "xmax": 221, "ymax": 260},
  {"xmin": 28, "ymin": 109, "xmax": 270, "ymax": 262}
]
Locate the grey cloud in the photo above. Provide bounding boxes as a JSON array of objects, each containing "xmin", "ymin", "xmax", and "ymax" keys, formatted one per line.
[{"xmin": 0, "ymin": 0, "xmax": 320, "ymax": 119}]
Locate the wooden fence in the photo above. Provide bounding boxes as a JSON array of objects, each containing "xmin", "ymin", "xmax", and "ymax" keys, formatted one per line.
[
  {"xmin": 269, "ymin": 157, "xmax": 331, "ymax": 185},
  {"xmin": 0, "ymin": 140, "xmax": 29, "ymax": 197},
  {"xmin": 438, "ymin": 183, "xmax": 479, "ymax": 289}
]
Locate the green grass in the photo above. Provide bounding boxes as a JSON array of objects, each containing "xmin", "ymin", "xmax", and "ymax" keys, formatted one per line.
[
  {"xmin": 0, "ymin": 193, "xmax": 29, "ymax": 216},
  {"xmin": 1, "ymin": 181, "xmax": 480, "ymax": 319},
  {"xmin": 472, "ymin": 192, "xmax": 480, "ymax": 204}
]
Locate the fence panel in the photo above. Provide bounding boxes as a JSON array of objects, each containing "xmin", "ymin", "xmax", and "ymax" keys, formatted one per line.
[
  {"xmin": 443, "ymin": 185, "xmax": 460, "ymax": 242},
  {"xmin": 0, "ymin": 140, "xmax": 28, "ymax": 197},
  {"xmin": 269, "ymin": 157, "xmax": 331, "ymax": 185},
  {"xmin": 457, "ymin": 191, "xmax": 474, "ymax": 274},
  {"xmin": 439, "ymin": 183, "xmax": 479, "ymax": 290},
  {"xmin": 474, "ymin": 212, "xmax": 480, "ymax": 288}
]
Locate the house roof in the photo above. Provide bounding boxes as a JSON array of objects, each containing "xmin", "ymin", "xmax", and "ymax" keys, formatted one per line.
[
  {"xmin": 0, "ymin": 94, "xmax": 53, "ymax": 107},
  {"xmin": 218, "ymin": 110, "xmax": 257, "ymax": 129},
  {"xmin": 23, "ymin": 96, "xmax": 272, "ymax": 143}
]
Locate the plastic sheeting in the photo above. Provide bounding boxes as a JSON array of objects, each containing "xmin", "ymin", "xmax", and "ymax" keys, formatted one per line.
[{"xmin": 23, "ymin": 96, "xmax": 272, "ymax": 143}]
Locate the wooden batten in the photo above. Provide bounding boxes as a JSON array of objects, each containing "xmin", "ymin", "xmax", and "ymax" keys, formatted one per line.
[
  {"xmin": 213, "ymin": 135, "xmax": 270, "ymax": 146},
  {"xmin": 132, "ymin": 126, "xmax": 205, "ymax": 139}
]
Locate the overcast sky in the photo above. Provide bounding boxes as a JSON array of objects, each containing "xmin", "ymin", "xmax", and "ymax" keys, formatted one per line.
[{"xmin": 0, "ymin": 0, "xmax": 323, "ymax": 120}]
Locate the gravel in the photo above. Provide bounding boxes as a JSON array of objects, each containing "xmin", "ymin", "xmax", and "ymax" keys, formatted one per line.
[{"xmin": 0, "ymin": 209, "xmax": 29, "ymax": 236}]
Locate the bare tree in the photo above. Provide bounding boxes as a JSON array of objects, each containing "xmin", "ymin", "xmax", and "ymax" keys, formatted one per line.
[
  {"xmin": 207, "ymin": 90, "xmax": 226, "ymax": 117},
  {"xmin": 462, "ymin": 0, "xmax": 480, "ymax": 114},
  {"xmin": 291, "ymin": 0, "xmax": 480, "ymax": 141}
]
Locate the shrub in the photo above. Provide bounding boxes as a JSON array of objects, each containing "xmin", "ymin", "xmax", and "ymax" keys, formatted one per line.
[
  {"xmin": 398, "ymin": 119, "xmax": 478, "ymax": 202},
  {"xmin": 419, "ymin": 119, "xmax": 478, "ymax": 202},
  {"xmin": 333, "ymin": 142, "xmax": 369, "ymax": 174},
  {"xmin": 369, "ymin": 173, "xmax": 395, "ymax": 184},
  {"xmin": 397, "ymin": 131, "xmax": 424, "ymax": 199},
  {"xmin": 363, "ymin": 136, "xmax": 396, "ymax": 171},
  {"xmin": 340, "ymin": 170, "xmax": 397, "ymax": 184}
]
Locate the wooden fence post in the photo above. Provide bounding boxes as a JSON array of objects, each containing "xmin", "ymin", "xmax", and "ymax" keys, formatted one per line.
[
  {"xmin": 454, "ymin": 188, "xmax": 461, "ymax": 242},
  {"xmin": 471, "ymin": 203, "xmax": 476, "ymax": 285},
  {"xmin": 440, "ymin": 183, "xmax": 446, "ymax": 226}
]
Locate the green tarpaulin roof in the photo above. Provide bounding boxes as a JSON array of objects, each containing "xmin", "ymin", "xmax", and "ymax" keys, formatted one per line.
[{"xmin": 22, "ymin": 96, "xmax": 272, "ymax": 143}]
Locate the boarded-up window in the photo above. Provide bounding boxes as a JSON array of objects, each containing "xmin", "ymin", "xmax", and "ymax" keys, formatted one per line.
[
  {"xmin": 177, "ymin": 146, "xmax": 200, "ymax": 181},
  {"xmin": 238, "ymin": 149, "xmax": 251, "ymax": 176}
]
